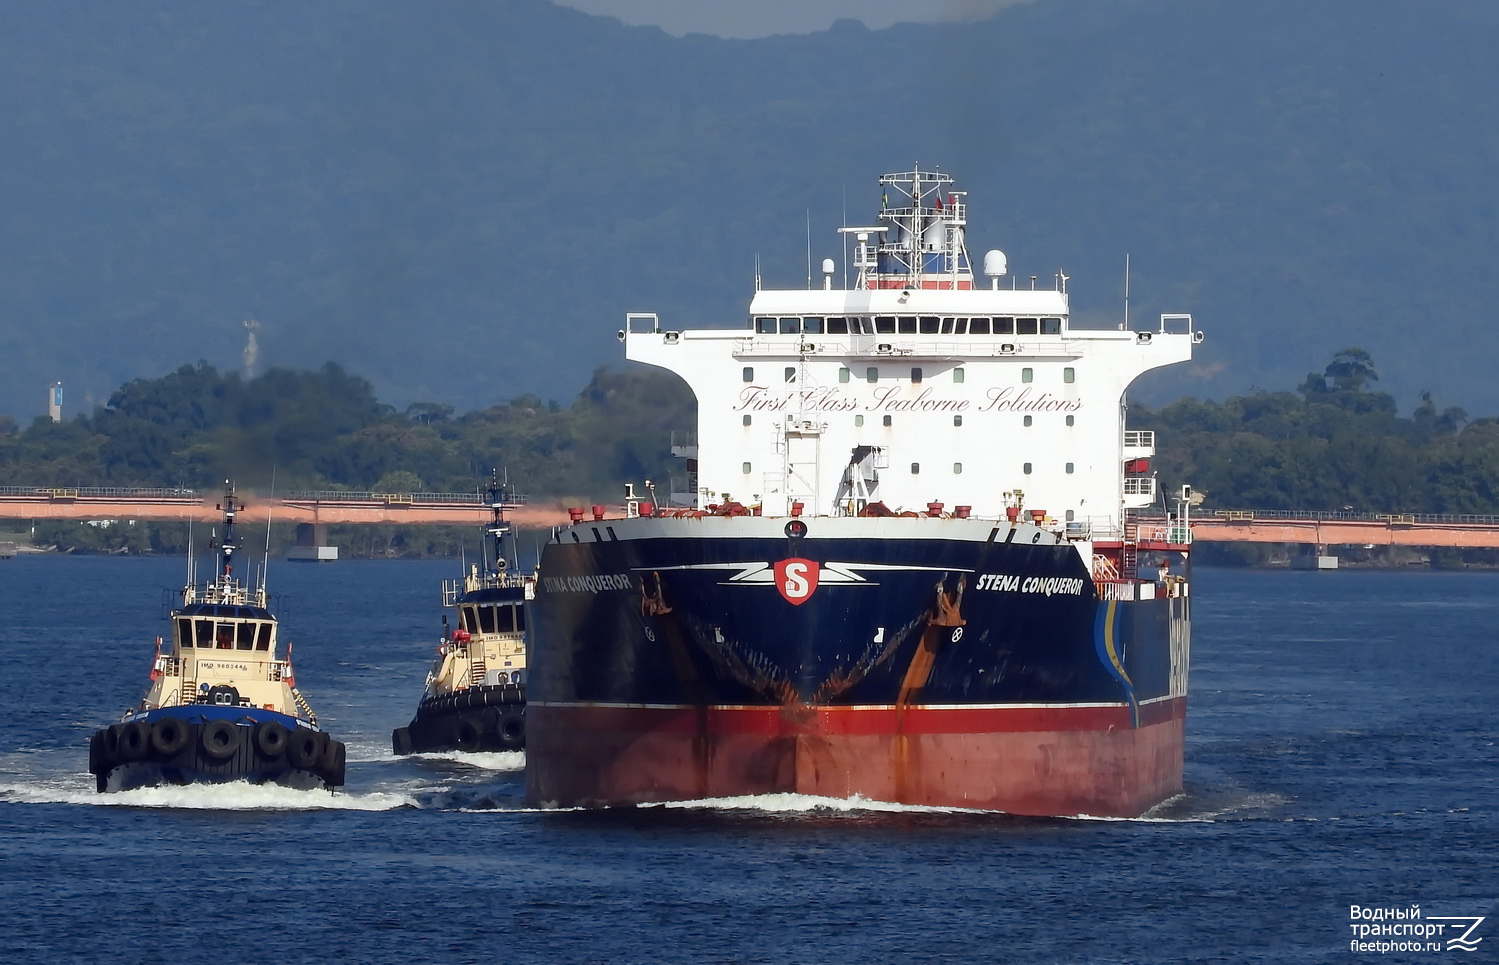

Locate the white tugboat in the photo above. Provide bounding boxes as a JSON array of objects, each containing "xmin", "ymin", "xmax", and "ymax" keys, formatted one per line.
[
  {"xmin": 392, "ymin": 476, "xmax": 530, "ymax": 755},
  {"xmin": 88, "ymin": 483, "xmax": 346, "ymax": 792}
]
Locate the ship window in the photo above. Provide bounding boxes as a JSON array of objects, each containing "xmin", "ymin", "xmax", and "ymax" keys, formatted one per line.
[
  {"xmin": 826, "ymin": 317, "xmax": 849, "ymax": 334},
  {"xmin": 911, "ymin": 463, "xmax": 920, "ymax": 474},
  {"xmin": 1063, "ymin": 367, "xmax": 1075, "ymax": 383},
  {"xmin": 1066, "ymin": 462, "xmax": 1075, "ymax": 474},
  {"xmin": 195, "ymin": 619, "xmax": 215, "ymax": 647},
  {"xmin": 994, "ymin": 317, "xmax": 1015, "ymax": 334},
  {"xmin": 461, "ymin": 606, "xmax": 478, "ymax": 633},
  {"xmin": 883, "ymin": 415, "xmax": 892, "ymax": 427},
  {"xmin": 236, "ymin": 622, "xmax": 256, "ymax": 650},
  {"xmin": 954, "ymin": 318, "xmax": 968, "ymax": 334},
  {"xmin": 1042, "ymin": 317, "xmax": 1063, "ymax": 335},
  {"xmin": 953, "ymin": 367, "xmax": 965, "ymax": 383},
  {"xmin": 742, "ymin": 367, "xmax": 754, "ymax": 383},
  {"xmin": 954, "ymin": 415, "xmax": 963, "ymax": 426},
  {"xmin": 940, "ymin": 316, "xmax": 956, "ymax": 334},
  {"xmin": 898, "ymin": 316, "xmax": 917, "ymax": 334},
  {"xmin": 514, "ymin": 608, "xmax": 526, "ymax": 632},
  {"xmin": 177, "ymin": 618, "xmax": 193, "ymax": 648},
  {"xmin": 214, "ymin": 623, "xmax": 235, "ymax": 649},
  {"xmin": 478, "ymin": 606, "xmax": 498, "ymax": 634},
  {"xmin": 742, "ymin": 462, "xmax": 751, "ymax": 474},
  {"xmin": 1017, "ymin": 317, "xmax": 1039, "ymax": 335},
  {"xmin": 1066, "ymin": 415, "xmax": 1075, "ymax": 427},
  {"xmin": 497, "ymin": 606, "xmax": 518, "ymax": 634},
  {"xmin": 1023, "ymin": 462, "xmax": 1033, "ymax": 475},
  {"xmin": 1022, "ymin": 367, "xmax": 1034, "ymax": 383},
  {"xmin": 954, "ymin": 463, "xmax": 963, "ymax": 474},
  {"xmin": 1024, "ymin": 415, "xmax": 1033, "ymax": 427},
  {"xmin": 784, "ymin": 367, "xmax": 796, "ymax": 383},
  {"xmin": 969, "ymin": 317, "xmax": 991, "ymax": 334},
  {"xmin": 1066, "ymin": 510, "xmax": 1075, "ymax": 521},
  {"xmin": 866, "ymin": 367, "xmax": 878, "ymax": 383},
  {"xmin": 911, "ymin": 367, "xmax": 923, "ymax": 383},
  {"xmin": 755, "ymin": 317, "xmax": 775, "ymax": 334},
  {"xmin": 855, "ymin": 415, "xmax": 864, "ymax": 427},
  {"xmin": 839, "ymin": 367, "xmax": 850, "ymax": 383},
  {"xmin": 919, "ymin": 316, "xmax": 940, "ymax": 334},
  {"xmin": 779, "ymin": 317, "xmax": 801, "ymax": 334},
  {"xmin": 257, "ymin": 622, "xmax": 272, "ymax": 650},
  {"xmin": 743, "ymin": 415, "xmax": 752, "ymax": 426},
  {"xmin": 875, "ymin": 316, "xmax": 896, "ymax": 334},
  {"xmin": 803, "ymin": 316, "xmax": 824, "ymax": 334}
]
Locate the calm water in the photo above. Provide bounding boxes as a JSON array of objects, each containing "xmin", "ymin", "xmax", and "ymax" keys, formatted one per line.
[{"xmin": 1, "ymin": 556, "xmax": 1494, "ymax": 963}]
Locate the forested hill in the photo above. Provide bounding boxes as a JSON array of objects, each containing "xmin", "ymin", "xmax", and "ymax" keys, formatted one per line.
[
  {"xmin": 2, "ymin": 0, "xmax": 1497, "ymax": 423},
  {"xmin": 3, "ymin": 350, "xmax": 1498, "ymax": 520}
]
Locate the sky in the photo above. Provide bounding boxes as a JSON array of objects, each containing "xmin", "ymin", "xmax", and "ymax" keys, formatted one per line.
[{"xmin": 553, "ymin": 0, "xmax": 1028, "ymax": 38}]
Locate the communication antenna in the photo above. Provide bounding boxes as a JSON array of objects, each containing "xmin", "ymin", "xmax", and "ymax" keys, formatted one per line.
[
  {"xmin": 262, "ymin": 466, "xmax": 276, "ymax": 595},
  {"xmin": 1122, "ymin": 253, "xmax": 1130, "ymax": 331},
  {"xmin": 806, "ymin": 209, "xmax": 812, "ymax": 289}
]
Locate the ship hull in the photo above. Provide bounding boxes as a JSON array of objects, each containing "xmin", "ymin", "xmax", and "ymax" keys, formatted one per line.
[
  {"xmin": 524, "ymin": 515, "xmax": 1191, "ymax": 817},
  {"xmin": 392, "ymin": 684, "xmax": 526, "ymax": 755},
  {"xmin": 89, "ymin": 706, "xmax": 346, "ymax": 793}
]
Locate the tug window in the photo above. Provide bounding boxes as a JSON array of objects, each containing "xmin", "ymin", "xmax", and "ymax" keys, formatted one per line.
[
  {"xmin": 215, "ymin": 624, "xmax": 235, "ymax": 649},
  {"xmin": 994, "ymin": 317, "xmax": 1015, "ymax": 334},
  {"xmin": 236, "ymin": 622, "xmax": 256, "ymax": 650},
  {"xmin": 497, "ymin": 606, "xmax": 519, "ymax": 634},
  {"xmin": 478, "ymin": 606, "xmax": 498, "ymax": 634},
  {"xmin": 177, "ymin": 618, "xmax": 194, "ymax": 648},
  {"xmin": 195, "ymin": 619, "xmax": 215, "ymax": 648},
  {"xmin": 1017, "ymin": 317, "xmax": 1039, "ymax": 335},
  {"xmin": 461, "ymin": 606, "xmax": 478, "ymax": 633},
  {"xmin": 257, "ymin": 623, "xmax": 273, "ymax": 650}
]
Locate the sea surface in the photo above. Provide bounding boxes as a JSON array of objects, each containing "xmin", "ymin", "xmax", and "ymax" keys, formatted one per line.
[{"xmin": 1, "ymin": 555, "xmax": 1494, "ymax": 963}]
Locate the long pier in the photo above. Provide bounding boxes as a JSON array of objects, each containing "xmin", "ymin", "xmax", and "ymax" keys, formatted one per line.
[{"xmin": 5, "ymin": 488, "xmax": 1499, "ymax": 548}]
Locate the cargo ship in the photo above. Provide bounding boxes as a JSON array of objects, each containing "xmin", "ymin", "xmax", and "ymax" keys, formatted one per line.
[
  {"xmin": 392, "ymin": 478, "xmax": 529, "ymax": 755},
  {"xmin": 88, "ymin": 484, "xmax": 346, "ymax": 792},
  {"xmin": 525, "ymin": 167, "xmax": 1199, "ymax": 817}
]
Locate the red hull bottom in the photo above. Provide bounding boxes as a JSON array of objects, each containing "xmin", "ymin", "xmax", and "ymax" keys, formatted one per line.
[{"xmin": 526, "ymin": 701, "xmax": 1186, "ymax": 818}]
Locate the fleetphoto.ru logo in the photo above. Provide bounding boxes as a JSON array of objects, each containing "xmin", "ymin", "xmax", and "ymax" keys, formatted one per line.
[{"xmin": 1349, "ymin": 905, "xmax": 1486, "ymax": 954}]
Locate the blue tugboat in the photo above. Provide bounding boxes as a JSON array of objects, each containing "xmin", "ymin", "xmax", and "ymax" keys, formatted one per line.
[
  {"xmin": 392, "ymin": 477, "xmax": 529, "ymax": 755},
  {"xmin": 88, "ymin": 483, "xmax": 346, "ymax": 792}
]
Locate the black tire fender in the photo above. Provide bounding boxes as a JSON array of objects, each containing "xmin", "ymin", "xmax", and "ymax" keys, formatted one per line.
[
  {"xmin": 322, "ymin": 739, "xmax": 347, "ymax": 787},
  {"xmin": 288, "ymin": 729, "xmax": 322, "ymax": 769},
  {"xmin": 254, "ymin": 720, "xmax": 289, "ymax": 758},
  {"xmin": 119, "ymin": 720, "xmax": 152, "ymax": 760},
  {"xmin": 150, "ymin": 717, "xmax": 190, "ymax": 756},
  {"xmin": 201, "ymin": 719, "xmax": 242, "ymax": 759},
  {"xmin": 391, "ymin": 726, "xmax": 412, "ymax": 756},
  {"xmin": 455, "ymin": 717, "xmax": 483, "ymax": 751},
  {"xmin": 498, "ymin": 708, "xmax": 525, "ymax": 750}
]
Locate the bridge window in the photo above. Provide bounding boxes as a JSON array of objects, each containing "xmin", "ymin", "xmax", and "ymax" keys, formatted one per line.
[
  {"xmin": 994, "ymin": 317, "xmax": 1015, "ymax": 334},
  {"xmin": 195, "ymin": 619, "xmax": 215, "ymax": 648},
  {"xmin": 898, "ymin": 316, "xmax": 917, "ymax": 334},
  {"xmin": 236, "ymin": 622, "xmax": 256, "ymax": 650},
  {"xmin": 497, "ymin": 606, "xmax": 519, "ymax": 634},
  {"xmin": 1022, "ymin": 367, "xmax": 1033, "ymax": 383},
  {"xmin": 755, "ymin": 317, "xmax": 775, "ymax": 334},
  {"xmin": 743, "ymin": 415, "xmax": 752, "ymax": 426},
  {"xmin": 969, "ymin": 317, "xmax": 991, "ymax": 335},
  {"xmin": 911, "ymin": 367, "xmax": 923, "ymax": 383},
  {"xmin": 803, "ymin": 316, "xmax": 824, "ymax": 334},
  {"xmin": 875, "ymin": 316, "xmax": 896, "ymax": 334},
  {"xmin": 460, "ymin": 606, "xmax": 478, "ymax": 633},
  {"xmin": 257, "ymin": 623, "xmax": 272, "ymax": 650},
  {"xmin": 1042, "ymin": 317, "xmax": 1063, "ymax": 334},
  {"xmin": 827, "ymin": 317, "xmax": 849, "ymax": 334},
  {"xmin": 940, "ymin": 317, "xmax": 956, "ymax": 334},
  {"xmin": 478, "ymin": 606, "xmax": 497, "ymax": 634},
  {"xmin": 953, "ymin": 318, "xmax": 968, "ymax": 334},
  {"xmin": 784, "ymin": 367, "xmax": 796, "ymax": 383},
  {"xmin": 953, "ymin": 367, "xmax": 965, "ymax": 383},
  {"xmin": 1063, "ymin": 367, "xmax": 1075, "ymax": 383},
  {"xmin": 919, "ymin": 316, "xmax": 939, "ymax": 334},
  {"xmin": 1017, "ymin": 317, "xmax": 1039, "ymax": 335},
  {"xmin": 779, "ymin": 317, "xmax": 801, "ymax": 334},
  {"xmin": 866, "ymin": 367, "xmax": 878, "ymax": 383},
  {"xmin": 177, "ymin": 618, "xmax": 194, "ymax": 648},
  {"xmin": 742, "ymin": 367, "xmax": 754, "ymax": 382},
  {"xmin": 839, "ymin": 367, "xmax": 850, "ymax": 383}
]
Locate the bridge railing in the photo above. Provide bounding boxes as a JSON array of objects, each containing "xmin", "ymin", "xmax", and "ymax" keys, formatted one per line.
[
  {"xmin": 1208, "ymin": 508, "xmax": 1499, "ymax": 526},
  {"xmin": 0, "ymin": 485, "xmax": 199, "ymax": 499},
  {"xmin": 280, "ymin": 491, "xmax": 529, "ymax": 506}
]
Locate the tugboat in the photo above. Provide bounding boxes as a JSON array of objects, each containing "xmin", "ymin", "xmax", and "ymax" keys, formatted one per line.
[
  {"xmin": 391, "ymin": 477, "xmax": 530, "ymax": 755},
  {"xmin": 88, "ymin": 484, "xmax": 346, "ymax": 792}
]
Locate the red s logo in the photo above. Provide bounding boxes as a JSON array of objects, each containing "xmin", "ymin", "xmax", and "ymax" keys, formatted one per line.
[{"xmin": 774, "ymin": 558, "xmax": 819, "ymax": 605}]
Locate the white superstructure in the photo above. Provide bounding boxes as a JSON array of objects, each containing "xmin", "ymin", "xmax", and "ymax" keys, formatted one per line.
[{"xmin": 622, "ymin": 167, "xmax": 1200, "ymax": 536}]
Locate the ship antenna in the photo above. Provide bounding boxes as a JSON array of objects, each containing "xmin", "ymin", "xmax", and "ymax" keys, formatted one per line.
[
  {"xmin": 806, "ymin": 209, "xmax": 812, "ymax": 289},
  {"xmin": 261, "ymin": 466, "xmax": 276, "ymax": 597},
  {"xmin": 1122, "ymin": 253, "xmax": 1130, "ymax": 331}
]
